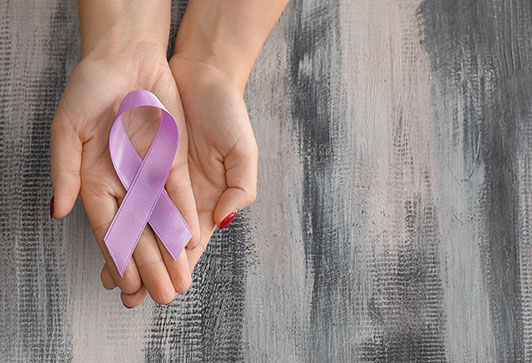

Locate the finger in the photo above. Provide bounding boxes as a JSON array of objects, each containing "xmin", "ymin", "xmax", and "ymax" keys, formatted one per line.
[
  {"xmin": 50, "ymin": 106, "xmax": 82, "ymax": 218},
  {"xmin": 81, "ymin": 188, "xmax": 142, "ymax": 295},
  {"xmin": 185, "ymin": 209, "xmax": 217, "ymax": 273},
  {"xmin": 132, "ymin": 226, "xmax": 177, "ymax": 305},
  {"xmin": 100, "ymin": 262, "xmax": 117, "ymax": 290},
  {"xmin": 213, "ymin": 137, "xmax": 258, "ymax": 229},
  {"xmin": 184, "ymin": 163, "xmax": 220, "ymax": 273},
  {"xmin": 155, "ymin": 234, "xmax": 192, "ymax": 293},
  {"xmin": 152, "ymin": 85, "xmax": 201, "ymax": 249},
  {"xmin": 166, "ymin": 162, "xmax": 201, "ymax": 249},
  {"xmin": 121, "ymin": 285, "xmax": 148, "ymax": 309}
]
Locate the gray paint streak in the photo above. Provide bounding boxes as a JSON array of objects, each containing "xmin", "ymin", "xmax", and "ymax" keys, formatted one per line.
[
  {"xmin": 1, "ymin": 1, "xmax": 77, "ymax": 362},
  {"xmin": 1, "ymin": 0, "xmax": 531, "ymax": 361},
  {"xmin": 420, "ymin": 0, "xmax": 532, "ymax": 361},
  {"xmin": 144, "ymin": 221, "xmax": 253, "ymax": 362}
]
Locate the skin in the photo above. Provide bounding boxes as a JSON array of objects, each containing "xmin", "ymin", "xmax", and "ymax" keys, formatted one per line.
[
  {"xmin": 50, "ymin": 0, "xmax": 289, "ymax": 308},
  {"xmin": 169, "ymin": 0, "xmax": 290, "ymax": 271}
]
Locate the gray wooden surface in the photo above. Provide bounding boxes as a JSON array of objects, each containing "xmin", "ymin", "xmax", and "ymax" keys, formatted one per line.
[{"xmin": 1, "ymin": 0, "xmax": 531, "ymax": 362}]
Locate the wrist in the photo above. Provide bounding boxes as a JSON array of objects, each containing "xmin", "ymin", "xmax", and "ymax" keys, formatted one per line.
[
  {"xmin": 174, "ymin": 0, "xmax": 286, "ymax": 90},
  {"xmin": 171, "ymin": 51, "xmax": 249, "ymax": 94},
  {"xmin": 170, "ymin": 53, "xmax": 245, "ymax": 100},
  {"xmin": 173, "ymin": 32, "xmax": 257, "ymax": 92},
  {"xmin": 78, "ymin": 0, "xmax": 171, "ymax": 59}
]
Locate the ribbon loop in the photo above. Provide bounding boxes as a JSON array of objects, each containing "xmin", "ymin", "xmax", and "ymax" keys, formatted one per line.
[{"xmin": 104, "ymin": 90, "xmax": 192, "ymax": 276}]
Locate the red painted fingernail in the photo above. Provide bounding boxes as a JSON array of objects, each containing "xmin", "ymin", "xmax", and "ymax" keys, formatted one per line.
[
  {"xmin": 50, "ymin": 195, "xmax": 55, "ymax": 220},
  {"xmin": 219, "ymin": 211, "xmax": 237, "ymax": 230}
]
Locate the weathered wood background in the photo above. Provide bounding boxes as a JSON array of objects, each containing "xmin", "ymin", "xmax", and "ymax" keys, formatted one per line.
[{"xmin": 1, "ymin": 0, "xmax": 531, "ymax": 361}]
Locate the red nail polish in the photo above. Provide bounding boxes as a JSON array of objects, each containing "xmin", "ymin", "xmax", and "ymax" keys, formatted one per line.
[
  {"xmin": 219, "ymin": 211, "xmax": 237, "ymax": 230},
  {"xmin": 50, "ymin": 195, "xmax": 55, "ymax": 220}
]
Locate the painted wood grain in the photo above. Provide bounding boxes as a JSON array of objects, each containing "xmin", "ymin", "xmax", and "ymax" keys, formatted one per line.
[
  {"xmin": 1, "ymin": 0, "xmax": 531, "ymax": 362},
  {"xmin": 420, "ymin": 1, "xmax": 532, "ymax": 361}
]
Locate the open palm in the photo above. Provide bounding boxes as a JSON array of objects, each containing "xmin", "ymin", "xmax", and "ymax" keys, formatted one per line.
[
  {"xmin": 168, "ymin": 55, "xmax": 259, "ymax": 271},
  {"xmin": 50, "ymin": 43, "xmax": 200, "ymax": 307}
]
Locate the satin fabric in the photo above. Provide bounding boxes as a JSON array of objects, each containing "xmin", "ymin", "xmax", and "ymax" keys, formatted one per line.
[{"xmin": 104, "ymin": 90, "xmax": 192, "ymax": 276}]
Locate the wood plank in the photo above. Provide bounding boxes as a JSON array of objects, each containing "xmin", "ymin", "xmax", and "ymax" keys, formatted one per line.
[{"xmin": 1, "ymin": 0, "xmax": 531, "ymax": 361}]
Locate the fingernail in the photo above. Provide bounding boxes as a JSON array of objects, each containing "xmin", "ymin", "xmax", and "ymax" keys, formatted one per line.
[
  {"xmin": 123, "ymin": 302, "xmax": 133, "ymax": 309},
  {"xmin": 50, "ymin": 195, "xmax": 55, "ymax": 220},
  {"xmin": 219, "ymin": 211, "xmax": 237, "ymax": 230}
]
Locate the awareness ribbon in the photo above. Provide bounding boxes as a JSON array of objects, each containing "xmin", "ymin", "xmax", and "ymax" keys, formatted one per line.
[{"xmin": 104, "ymin": 90, "xmax": 192, "ymax": 276}]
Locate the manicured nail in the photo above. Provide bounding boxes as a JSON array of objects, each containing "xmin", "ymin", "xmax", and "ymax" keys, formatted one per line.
[
  {"xmin": 219, "ymin": 211, "xmax": 237, "ymax": 230},
  {"xmin": 50, "ymin": 195, "xmax": 55, "ymax": 220}
]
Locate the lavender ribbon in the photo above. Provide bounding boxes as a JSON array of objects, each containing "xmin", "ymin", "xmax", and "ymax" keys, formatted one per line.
[{"xmin": 104, "ymin": 90, "xmax": 192, "ymax": 276}]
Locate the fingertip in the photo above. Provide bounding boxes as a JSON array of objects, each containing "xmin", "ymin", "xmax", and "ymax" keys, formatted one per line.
[
  {"xmin": 155, "ymin": 233, "xmax": 193, "ymax": 294},
  {"xmin": 151, "ymin": 286, "xmax": 177, "ymax": 306},
  {"xmin": 174, "ymin": 272, "xmax": 192, "ymax": 293},
  {"xmin": 184, "ymin": 210, "xmax": 217, "ymax": 274},
  {"xmin": 50, "ymin": 119, "xmax": 82, "ymax": 219},
  {"xmin": 50, "ymin": 169, "xmax": 81, "ymax": 219},
  {"xmin": 132, "ymin": 231, "xmax": 177, "ymax": 306},
  {"xmin": 148, "ymin": 276, "xmax": 177, "ymax": 305},
  {"xmin": 51, "ymin": 188, "xmax": 80, "ymax": 219},
  {"xmin": 213, "ymin": 188, "xmax": 255, "ymax": 229},
  {"xmin": 185, "ymin": 222, "xmax": 201, "ymax": 249},
  {"xmin": 101, "ymin": 263, "xmax": 117, "ymax": 290},
  {"xmin": 219, "ymin": 211, "xmax": 237, "ymax": 230},
  {"xmin": 172, "ymin": 251, "xmax": 193, "ymax": 293}
]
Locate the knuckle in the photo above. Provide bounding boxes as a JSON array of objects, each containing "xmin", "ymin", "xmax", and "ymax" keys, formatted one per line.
[
  {"xmin": 92, "ymin": 222, "xmax": 109, "ymax": 241},
  {"xmin": 121, "ymin": 282, "xmax": 142, "ymax": 295},
  {"xmin": 119, "ymin": 273, "xmax": 142, "ymax": 295},
  {"xmin": 234, "ymin": 186, "xmax": 257, "ymax": 206},
  {"xmin": 242, "ymin": 187, "xmax": 257, "ymax": 205}
]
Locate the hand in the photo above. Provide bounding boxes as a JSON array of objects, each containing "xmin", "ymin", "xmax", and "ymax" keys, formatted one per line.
[
  {"xmin": 50, "ymin": 36, "xmax": 201, "ymax": 307},
  {"xmin": 162, "ymin": 0, "xmax": 289, "ymax": 271},
  {"xmin": 167, "ymin": 54, "xmax": 258, "ymax": 271}
]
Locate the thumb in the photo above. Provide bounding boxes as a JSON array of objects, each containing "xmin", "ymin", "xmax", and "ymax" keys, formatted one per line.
[
  {"xmin": 213, "ymin": 137, "xmax": 258, "ymax": 230},
  {"xmin": 50, "ymin": 107, "xmax": 82, "ymax": 219}
]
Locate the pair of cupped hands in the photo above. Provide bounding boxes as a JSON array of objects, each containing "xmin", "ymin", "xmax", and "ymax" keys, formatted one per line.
[{"xmin": 50, "ymin": 28, "xmax": 258, "ymax": 308}]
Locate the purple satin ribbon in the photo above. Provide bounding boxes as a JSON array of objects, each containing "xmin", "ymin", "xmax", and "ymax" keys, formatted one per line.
[{"xmin": 104, "ymin": 90, "xmax": 192, "ymax": 276}]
